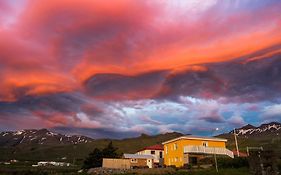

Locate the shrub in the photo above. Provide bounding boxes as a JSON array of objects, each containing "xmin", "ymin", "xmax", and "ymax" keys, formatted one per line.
[
  {"xmin": 82, "ymin": 141, "xmax": 119, "ymax": 169},
  {"xmin": 217, "ymin": 157, "xmax": 249, "ymax": 168}
]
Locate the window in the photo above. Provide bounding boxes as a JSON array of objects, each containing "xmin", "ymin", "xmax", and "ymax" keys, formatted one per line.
[
  {"xmin": 165, "ymin": 145, "xmax": 168, "ymax": 154},
  {"xmin": 159, "ymin": 151, "xmax": 163, "ymax": 158},
  {"xmin": 131, "ymin": 159, "xmax": 138, "ymax": 163},
  {"xmin": 202, "ymin": 141, "xmax": 208, "ymax": 147},
  {"xmin": 174, "ymin": 143, "xmax": 178, "ymax": 150},
  {"xmin": 175, "ymin": 157, "xmax": 178, "ymax": 162},
  {"xmin": 151, "ymin": 150, "xmax": 155, "ymax": 155}
]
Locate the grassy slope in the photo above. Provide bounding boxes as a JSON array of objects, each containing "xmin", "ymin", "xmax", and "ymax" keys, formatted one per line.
[
  {"xmin": 1, "ymin": 131, "xmax": 280, "ymax": 165},
  {"xmin": 0, "ymin": 132, "xmax": 183, "ymax": 164},
  {"xmin": 218, "ymin": 133, "xmax": 281, "ymax": 155}
]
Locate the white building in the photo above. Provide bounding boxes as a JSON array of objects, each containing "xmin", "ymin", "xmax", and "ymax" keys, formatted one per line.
[
  {"xmin": 136, "ymin": 144, "xmax": 164, "ymax": 167},
  {"xmin": 36, "ymin": 161, "xmax": 70, "ymax": 167},
  {"xmin": 123, "ymin": 154, "xmax": 154, "ymax": 168}
]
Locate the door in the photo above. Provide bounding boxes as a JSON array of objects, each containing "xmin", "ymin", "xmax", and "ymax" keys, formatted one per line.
[
  {"xmin": 189, "ymin": 156, "xmax": 198, "ymax": 165},
  {"xmin": 183, "ymin": 154, "xmax": 189, "ymax": 164},
  {"xmin": 146, "ymin": 159, "xmax": 153, "ymax": 168}
]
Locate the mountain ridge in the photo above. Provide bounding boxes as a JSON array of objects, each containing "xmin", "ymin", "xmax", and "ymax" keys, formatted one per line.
[
  {"xmin": 0, "ymin": 123, "xmax": 280, "ymax": 162},
  {"xmin": 0, "ymin": 128, "xmax": 94, "ymax": 147},
  {"xmin": 1, "ymin": 122, "xmax": 281, "ymax": 147},
  {"xmin": 224, "ymin": 122, "xmax": 281, "ymax": 138}
]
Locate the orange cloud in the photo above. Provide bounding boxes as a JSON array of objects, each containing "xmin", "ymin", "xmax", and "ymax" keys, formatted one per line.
[{"xmin": 0, "ymin": 0, "xmax": 280, "ymax": 101}]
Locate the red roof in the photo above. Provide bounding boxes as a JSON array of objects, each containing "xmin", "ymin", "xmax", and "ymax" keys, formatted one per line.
[
  {"xmin": 232, "ymin": 150, "xmax": 248, "ymax": 157},
  {"xmin": 137, "ymin": 144, "xmax": 164, "ymax": 152}
]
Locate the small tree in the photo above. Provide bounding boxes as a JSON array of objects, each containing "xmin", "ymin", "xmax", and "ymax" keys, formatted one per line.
[
  {"xmin": 102, "ymin": 141, "xmax": 118, "ymax": 158},
  {"xmin": 82, "ymin": 148, "xmax": 103, "ymax": 169},
  {"xmin": 82, "ymin": 142, "xmax": 119, "ymax": 169}
]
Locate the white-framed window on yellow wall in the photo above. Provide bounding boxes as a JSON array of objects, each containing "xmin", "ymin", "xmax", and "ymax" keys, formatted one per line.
[
  {"xmin": 202, "ymin": 141, "xmax": 208, "ymax": 147},
  {"xmin": 165, "ymin": 145, "xmax": 168, "ymax": 154},
  {"xmin": 173, "ymin": 143, "xmax": 178, "ymax": 150}
]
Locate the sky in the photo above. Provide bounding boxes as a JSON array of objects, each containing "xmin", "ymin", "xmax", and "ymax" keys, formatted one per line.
[{"xmin": 0, "ymin": 0, "xmax": 281, "ymax": 139}]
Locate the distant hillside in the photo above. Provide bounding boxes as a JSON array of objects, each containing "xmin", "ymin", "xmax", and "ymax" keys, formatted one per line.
[
  {"xmin": 0, "ymin": 129, "xmax": 93, "ymax": 147},
  {"xmin": 0, "ymin": 131, "xmax": 183, "ymax": 163},
  {"xmin": 1, "ymin": 122, "xmax": 280, "ymax": 164}
]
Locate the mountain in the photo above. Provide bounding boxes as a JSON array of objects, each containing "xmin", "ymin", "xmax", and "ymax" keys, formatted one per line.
[
  {"xmin": 0, "ymin": 129, "xmax": 93, "ymax": 147},
  {"xmin": 0, "ymin": 122, "xmax": 280, "ymax": 163},
  {"xmin": 217, "ymin": 122, "xmax": 281, "ymax": 157},
  {"xmin": 0, "ymin": 131, "xmax": 183, "ymax": 163},
  {"xmin": 229, "ymin": 122, "xmax": 281, "ymax": 138}
]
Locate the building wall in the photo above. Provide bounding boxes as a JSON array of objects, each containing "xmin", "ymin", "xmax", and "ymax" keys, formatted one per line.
[
  {"xmin": 163, "ymin": 139, "xmax": 226, "ymax": 167},
  {"xmin": 130, "ymin": 158, "xmax": 153, "ymax": 168},
  {"xmin": 102, "ymin": 158, "xmax": 131, "ymax": 169},
  {"xmin": 136, "ymin": 149, "xmax": 163, "ymax": 163},
  {"xmin": 103, "ymin": 158, "xmax": 153, "ymax": 169}
]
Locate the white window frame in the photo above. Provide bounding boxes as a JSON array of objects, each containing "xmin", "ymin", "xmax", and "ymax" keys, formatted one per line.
[
  {"xmin": 174, "ymin": 143, "xmax": 178, "ymax": 150},
  {"xmin": 202, "ymin": 141, "xmax": 208, "ymax": 147}
]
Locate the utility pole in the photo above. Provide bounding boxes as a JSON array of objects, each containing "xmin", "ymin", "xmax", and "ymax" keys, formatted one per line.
[
  {"xmin": 234, "ymin": 128, "xmax": 240, "ymax": 157},
  {"xmin": 213, "ymin": 128, "xmax": 219, "ymax": 173},
  {"xmin": 214, "ymin": 153, "xmax": 218, "ymax": 173}
]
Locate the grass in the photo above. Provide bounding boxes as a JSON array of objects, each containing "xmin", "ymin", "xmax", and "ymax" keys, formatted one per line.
[
  {"xmin": 0, "ymin": 166, "xmax": 249, "ymax": 175},
  {"xmin": 113, "ymin": 168, "xmax": 249, "ymax": 175},
  {"xmin": 0, "ymin": 161, "xmax": 251, "ymax": 175},
  {"xmin": 0, "ymin": 164, "xmax": 81, "ymax": 175},
  {"xmin": 175, "ymin": 168, "xmax": 249, "ymax": 175}
]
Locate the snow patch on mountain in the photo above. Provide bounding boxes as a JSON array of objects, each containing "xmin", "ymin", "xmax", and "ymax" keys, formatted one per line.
[
  {"xmin": 0, "ymin": 129, "xmax": 94, "ymax": 146},
  {"xmin": 231, "ymin": 122, "xmax": 281, "ymax": 136}
]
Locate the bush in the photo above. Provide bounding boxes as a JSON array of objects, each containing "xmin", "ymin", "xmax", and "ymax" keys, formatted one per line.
[
  {"xmin": 278, "ymin": 159, "xmax": 281, "ymax": 171},
  {"xmin": 82, "ymin": 141, "xmax": 119, "ymax": 169},
  {"xmin": 217, "ymin": 157, "xmax": 249, "ymax": 168}
]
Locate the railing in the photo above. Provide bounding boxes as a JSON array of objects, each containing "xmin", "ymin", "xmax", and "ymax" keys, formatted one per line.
[{"xmin": 184, "ymin": 146, "xmax": 234, "ymax": 158}]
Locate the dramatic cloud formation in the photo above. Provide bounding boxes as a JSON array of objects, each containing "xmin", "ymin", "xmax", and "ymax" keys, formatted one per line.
[{"xmin": 0, "ymin": 0, "xmax": 281, "ymax": 138}]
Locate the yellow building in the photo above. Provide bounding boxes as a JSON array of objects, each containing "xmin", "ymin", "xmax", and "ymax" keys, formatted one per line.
[{"xmin": 162, "ymin": 135, "xmax": 234, "ymax": 167}]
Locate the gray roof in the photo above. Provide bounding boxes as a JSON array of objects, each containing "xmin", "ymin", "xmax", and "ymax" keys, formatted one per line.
[{"xmin": 123, "ymin": 154, "xmax": 154, "ymax": 159}]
